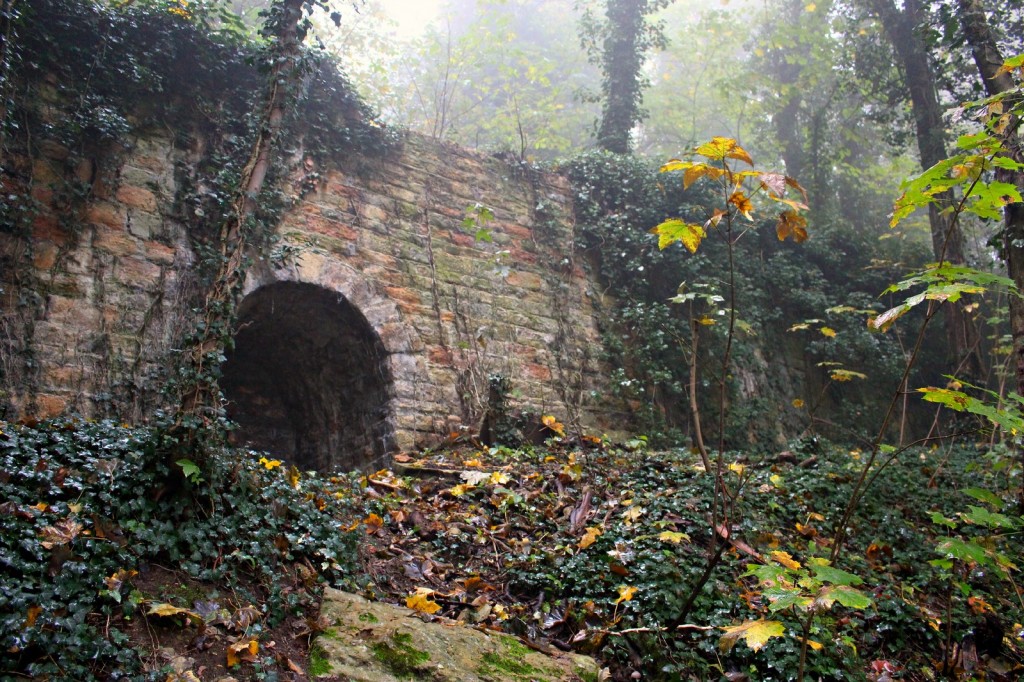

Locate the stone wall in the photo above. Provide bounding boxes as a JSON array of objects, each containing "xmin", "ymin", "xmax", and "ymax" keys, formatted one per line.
[{"xmin": 1, "ymin": 128, "xmax": 616, "ymax": 470}]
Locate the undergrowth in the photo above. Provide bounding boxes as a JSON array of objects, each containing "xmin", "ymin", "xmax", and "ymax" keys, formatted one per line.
[{"xmin": 0, "ymin": 417, "xmax": 362, "ymax": 680}]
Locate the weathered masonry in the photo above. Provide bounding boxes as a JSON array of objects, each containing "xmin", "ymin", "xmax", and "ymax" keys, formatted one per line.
[{"xmin": 1, "ymin": 132, "xmax": 616, "ymax": 471}]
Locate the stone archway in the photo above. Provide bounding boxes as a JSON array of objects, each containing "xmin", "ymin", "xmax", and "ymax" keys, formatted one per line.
[{"xmin": 221, "ymin": 281, "xmax": 396, "ymax": 471}]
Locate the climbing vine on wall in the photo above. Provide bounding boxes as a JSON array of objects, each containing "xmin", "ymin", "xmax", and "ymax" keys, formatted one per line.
[{"xmin": 0, "ymin": 0, "xmax": 396, "ymax": 451}]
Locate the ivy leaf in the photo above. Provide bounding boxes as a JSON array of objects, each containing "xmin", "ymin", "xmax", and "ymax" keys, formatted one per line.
[
  {"xmin": 718, "ymin": 619, "xmax": 785, "ymax": 653},
  {"xmin": 176, "ymin": 458, "xmax": 201, "ymax": 480},
  {"xmin": 651, "ymin": 219, "xmax": 706, "ymax": 253}
]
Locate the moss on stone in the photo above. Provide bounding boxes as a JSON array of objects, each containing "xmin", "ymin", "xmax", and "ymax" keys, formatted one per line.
[
  {"xmin": 477, "ymin": 636, "xmax": 552, "ymax": 680},
  {"xmin": 358, "ymin": 611, "xmax": 380, "ymax": 623},
  {"xmin": 308, "ymin": 642, "xmax": 332, "ymax": 676},
  {"xmin": 371, "ymin": 630, "xmax": 431, "ymax": 679}
]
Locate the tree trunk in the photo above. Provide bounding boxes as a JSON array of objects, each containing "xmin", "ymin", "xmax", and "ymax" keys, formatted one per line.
[
  {"xmin": 956, "ymin": 0, "xmax": 1024, "ymax": 401},
  {"xmin": 596, "ymin": 0, "xmax": 645, "ymax": 154},
  {"xmin": 867, "ymin": 0, "xmax": 981, "ymax": 376}
]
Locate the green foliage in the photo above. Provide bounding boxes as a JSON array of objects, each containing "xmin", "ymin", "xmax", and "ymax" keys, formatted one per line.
[{"xmin": 0, "ymin": 417, "xmax": 362, "ymax": 679}]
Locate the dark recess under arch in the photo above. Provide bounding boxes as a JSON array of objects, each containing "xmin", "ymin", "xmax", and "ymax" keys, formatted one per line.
[{"xmin": 221, "ymin": 282, "xmax": 395, "ymax": 471}]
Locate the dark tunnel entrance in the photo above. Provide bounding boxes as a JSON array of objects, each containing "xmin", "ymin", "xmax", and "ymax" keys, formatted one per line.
[{"xmin": 221, "ymin": 282, "xmax": 396, "ymax": 472}]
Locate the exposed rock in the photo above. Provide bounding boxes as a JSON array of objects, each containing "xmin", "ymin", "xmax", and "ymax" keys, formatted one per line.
[{"xmin": 314, "ymin": 588, "xmax": 599, "ymax": 681}]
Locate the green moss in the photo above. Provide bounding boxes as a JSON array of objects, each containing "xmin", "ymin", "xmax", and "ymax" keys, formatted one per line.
[
  {"xmin": 370, "ymin": 630, "xmax": 430, "ymax": 679},
  {"xmin": 478, "ymin": 636, "xmax": 551, "ymax": 680},
  {"xmin": 308, "ymin": 642, "xmax": 332, "ymax": 676},
  {"xmin": 575, "ymin": 666, "xmax": 598, "ymax": 682},
  {"xmin": 358, "ymin": 611, "xmax": 380, "ymax": 623}
]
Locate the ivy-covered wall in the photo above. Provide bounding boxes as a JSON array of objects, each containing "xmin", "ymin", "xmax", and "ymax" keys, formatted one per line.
[{"xmin": 0, "ymin": 121, "xmax": 615, "ymax": 462}]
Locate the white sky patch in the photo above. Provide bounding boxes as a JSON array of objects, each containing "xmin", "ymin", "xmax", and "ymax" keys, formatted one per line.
[{"xmin": 382, "ymin": 0, "xmax": 442, "ymax": 38}]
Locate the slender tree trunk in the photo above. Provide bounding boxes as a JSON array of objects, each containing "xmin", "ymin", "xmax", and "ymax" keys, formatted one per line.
[{"xmin": 867, "ymin": 0, "xmax": 982, "ymax": 376}]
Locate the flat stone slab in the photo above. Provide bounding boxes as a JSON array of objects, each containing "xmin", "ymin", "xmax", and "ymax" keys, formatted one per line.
[{"xmin": 314, "ymin": 588, "xmax": 600, "ymax": 681}]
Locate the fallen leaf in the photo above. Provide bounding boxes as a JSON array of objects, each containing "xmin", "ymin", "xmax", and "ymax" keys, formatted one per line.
[
  {"xmin": 770, "ymin": 550, "xmax": 802, "ymax": 570},
  {"xmin": 579, "ymin": 526, "xmax": 603, "ymax": 549},
  {"xmin": 658, "ymin": 530, "xmax": 690, "ymax": 544},
  {"xmin": 226, "ymin": 638, "xmax": 258, "ymax": 667},
  {"xmin": 363, "ymin": 513, "xmax": 384, "ymax": 534},
  {"xmin": 39, "ymin": 517, "xmax": 83, "ymax": 549},
  {"xmin": 406, "ymin": 591, "xmax": 442, "ymax": 615},
  {"xmin": 614, "ymin": 585, "xmax": 638, "ymax": 604},
  {"xmin": 23, "ymin": 606, "xmax": 41, "ymax": 629}
]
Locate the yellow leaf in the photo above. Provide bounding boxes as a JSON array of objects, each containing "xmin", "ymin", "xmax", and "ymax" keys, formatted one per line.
[
  {"xmin": 805, "ymin": 2, "xmax": 816, "ymax": 11},
  {"xmin": 614, "ymin": 585, "xmax": 638, "ymax": 604},
  {"xmin": 697, "ymin": 315, "xmax": 717, "ymax": 326},
  {"xmin": 363, "ymin": 513, "xmax": 384, "ymax": 534},
  {"xmin": 147, "ymin": 603, "xmax": 200, "ymax": 621},
  {"xmin": 23, "ymin": 605, "xmax": 42, "ymax": 629},
  {"xmin": 658, "ymin": 530, "xmax": 691, "ymax": 544},
  {"xmin": 769, "ymin": 474, "xmax": 783, "ymax": 486},
  {"xmin": 464, "ymin": 458, "xmax": 482, "ymax": 467},
  {"xmin": 776, "ymin": 210, "xmax": 808, "ymax": 243},
  {"xmin": 659, "ymin": 159, "xmax": 691, "ymax": 173},
  {"xmin": 489, "ymin": 471, "xmax": 511, "ymax": 485},
  {"xmin": 406, "ymin": 592, "xmax": 442, "ymax": 614},
  {"xmin": 286, "ymin": 466, "xmax": 301, "ymax": 489},
  {"xmin": 729, "ymin": 191, "xmax": 754, "ymax": 219},
  {"xmin": 683, "ymin": 163, "xmax": 712, "ymax": 189},
  {"xmin": 718, "ymin": 619, "xmax": 785, "ymax": 653},
  {"xmin": 770, "ymin": 550, "xmax": 802, "ymax": 570},
  {"xmin": 449, "ymin": 484, "xmax": 474, "ymax": 496},
  {"xmin": 30, "ymin": 502, "xmax": 48, "ymax": 512},
  {"xmin": 258, "ymin": 457, "xmax": 282, "ymax": 470},
  {"xmin": 622, "ymin": 506, "xmax": 644, "ymax": 525},
  {"xmin": 791, "ymin": 399, "xmax": 805, "ymax": 408},
  {"xmin": 806, "ymin": 639, "xmax": 823, "ymax": 650},
  {"xmin": 542, "ymin": 414, "xmax": 566, "ymax": 437},
  {"xmin": 694, "ymin": 137, "xmax": 754, "ymax": 166},
  {"xmin": 820, "ymin": 327, "xmax": 836, "ymax": 338},
  {"xmin": 651, "ymin": 219, "xmax": 706, "ymax": 253},
  {"xmin": 579, "ymin": 526, "xmax": 603, "ymax": 549},
  {"xmin": 728, "ymin": 462, "xmax": 745, "ymax": 476},
  {"xmin": 226, "ymin": 638, "xmax": 258, "ymax": 667}
]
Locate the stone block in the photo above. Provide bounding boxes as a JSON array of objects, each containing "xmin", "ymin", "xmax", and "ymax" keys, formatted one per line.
[
  {"xmin": 86, "ymin": 202, "xmax": 127, "ymax": 230},
  {"xmin": 115, "ymin": 184, "xmax": 158, "ymax": 212},
  {"xmin": 34, "ymin": 393, "xmax": 68, "ymax": 419}
]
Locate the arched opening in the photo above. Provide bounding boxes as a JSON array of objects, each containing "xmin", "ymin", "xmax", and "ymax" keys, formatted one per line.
[{"xmin": 221, "ymin": 282, "xmax": 395, "ymax": 471}]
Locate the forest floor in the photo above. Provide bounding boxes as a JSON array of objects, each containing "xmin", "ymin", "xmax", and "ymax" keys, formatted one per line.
[{"xmin": 2, "ymin": 419, "xmax": 1023, "ymax": 681}]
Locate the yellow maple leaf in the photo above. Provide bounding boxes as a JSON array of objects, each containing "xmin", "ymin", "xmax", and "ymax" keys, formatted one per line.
[
  {"xmin": 258, "ymin": 457, "xmax": 281, "ymax": 470},
  {"xmin": 658, "ymin": 530, "xmax": 690, "ymax": 544},
  {"xmin": 718, "ymin": 619, "xmax": 785, "ymax": 653},
  {"xmin": 464, "ymin": 458, "xmax": 482, "ymax": 467},
  {"xmin": 651, "ymin": 219, "xmax": 706, "ymax": 253},
  {"xmin": 729, "ymin": 191, "xmax": 754, "ymax": 220},
  {"xmin": 776, "ymin": 210, "xmax": 808, "ymax": 243},
  {"xmin": 622, "ymin": 506, "xmax": 644, "ymax": 525},
  {"xmin": 728, "ymin": 462, "xmax": 745, "ymax": 476},
  {"xmin": 489, "ymin": 471, "xmax": 511, "ymax": 485},
  {"xmin": 770, "ymin": 550, "xmax": 802, "ymax": 570},
  {"xmin": 579, "ymin": 526, "xmax": 603, "ymax": 549},
  {"xmin": 792, "ymin": 398, "xmax": 805, "ymax": 408},
  {"xmin": 406, "ymin": 591, "xmax": 442, "ymax": 615},
  {"xmin": 820, "ymin": 327, "xmax": 836, "ymax": 338},
  {"xmin": 286, "ymin": 466, "xmax": 301, "ymax": 489},
  {"xmin": 614, "ymin": 585, "xmax": 638, "ymax": 604}
]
